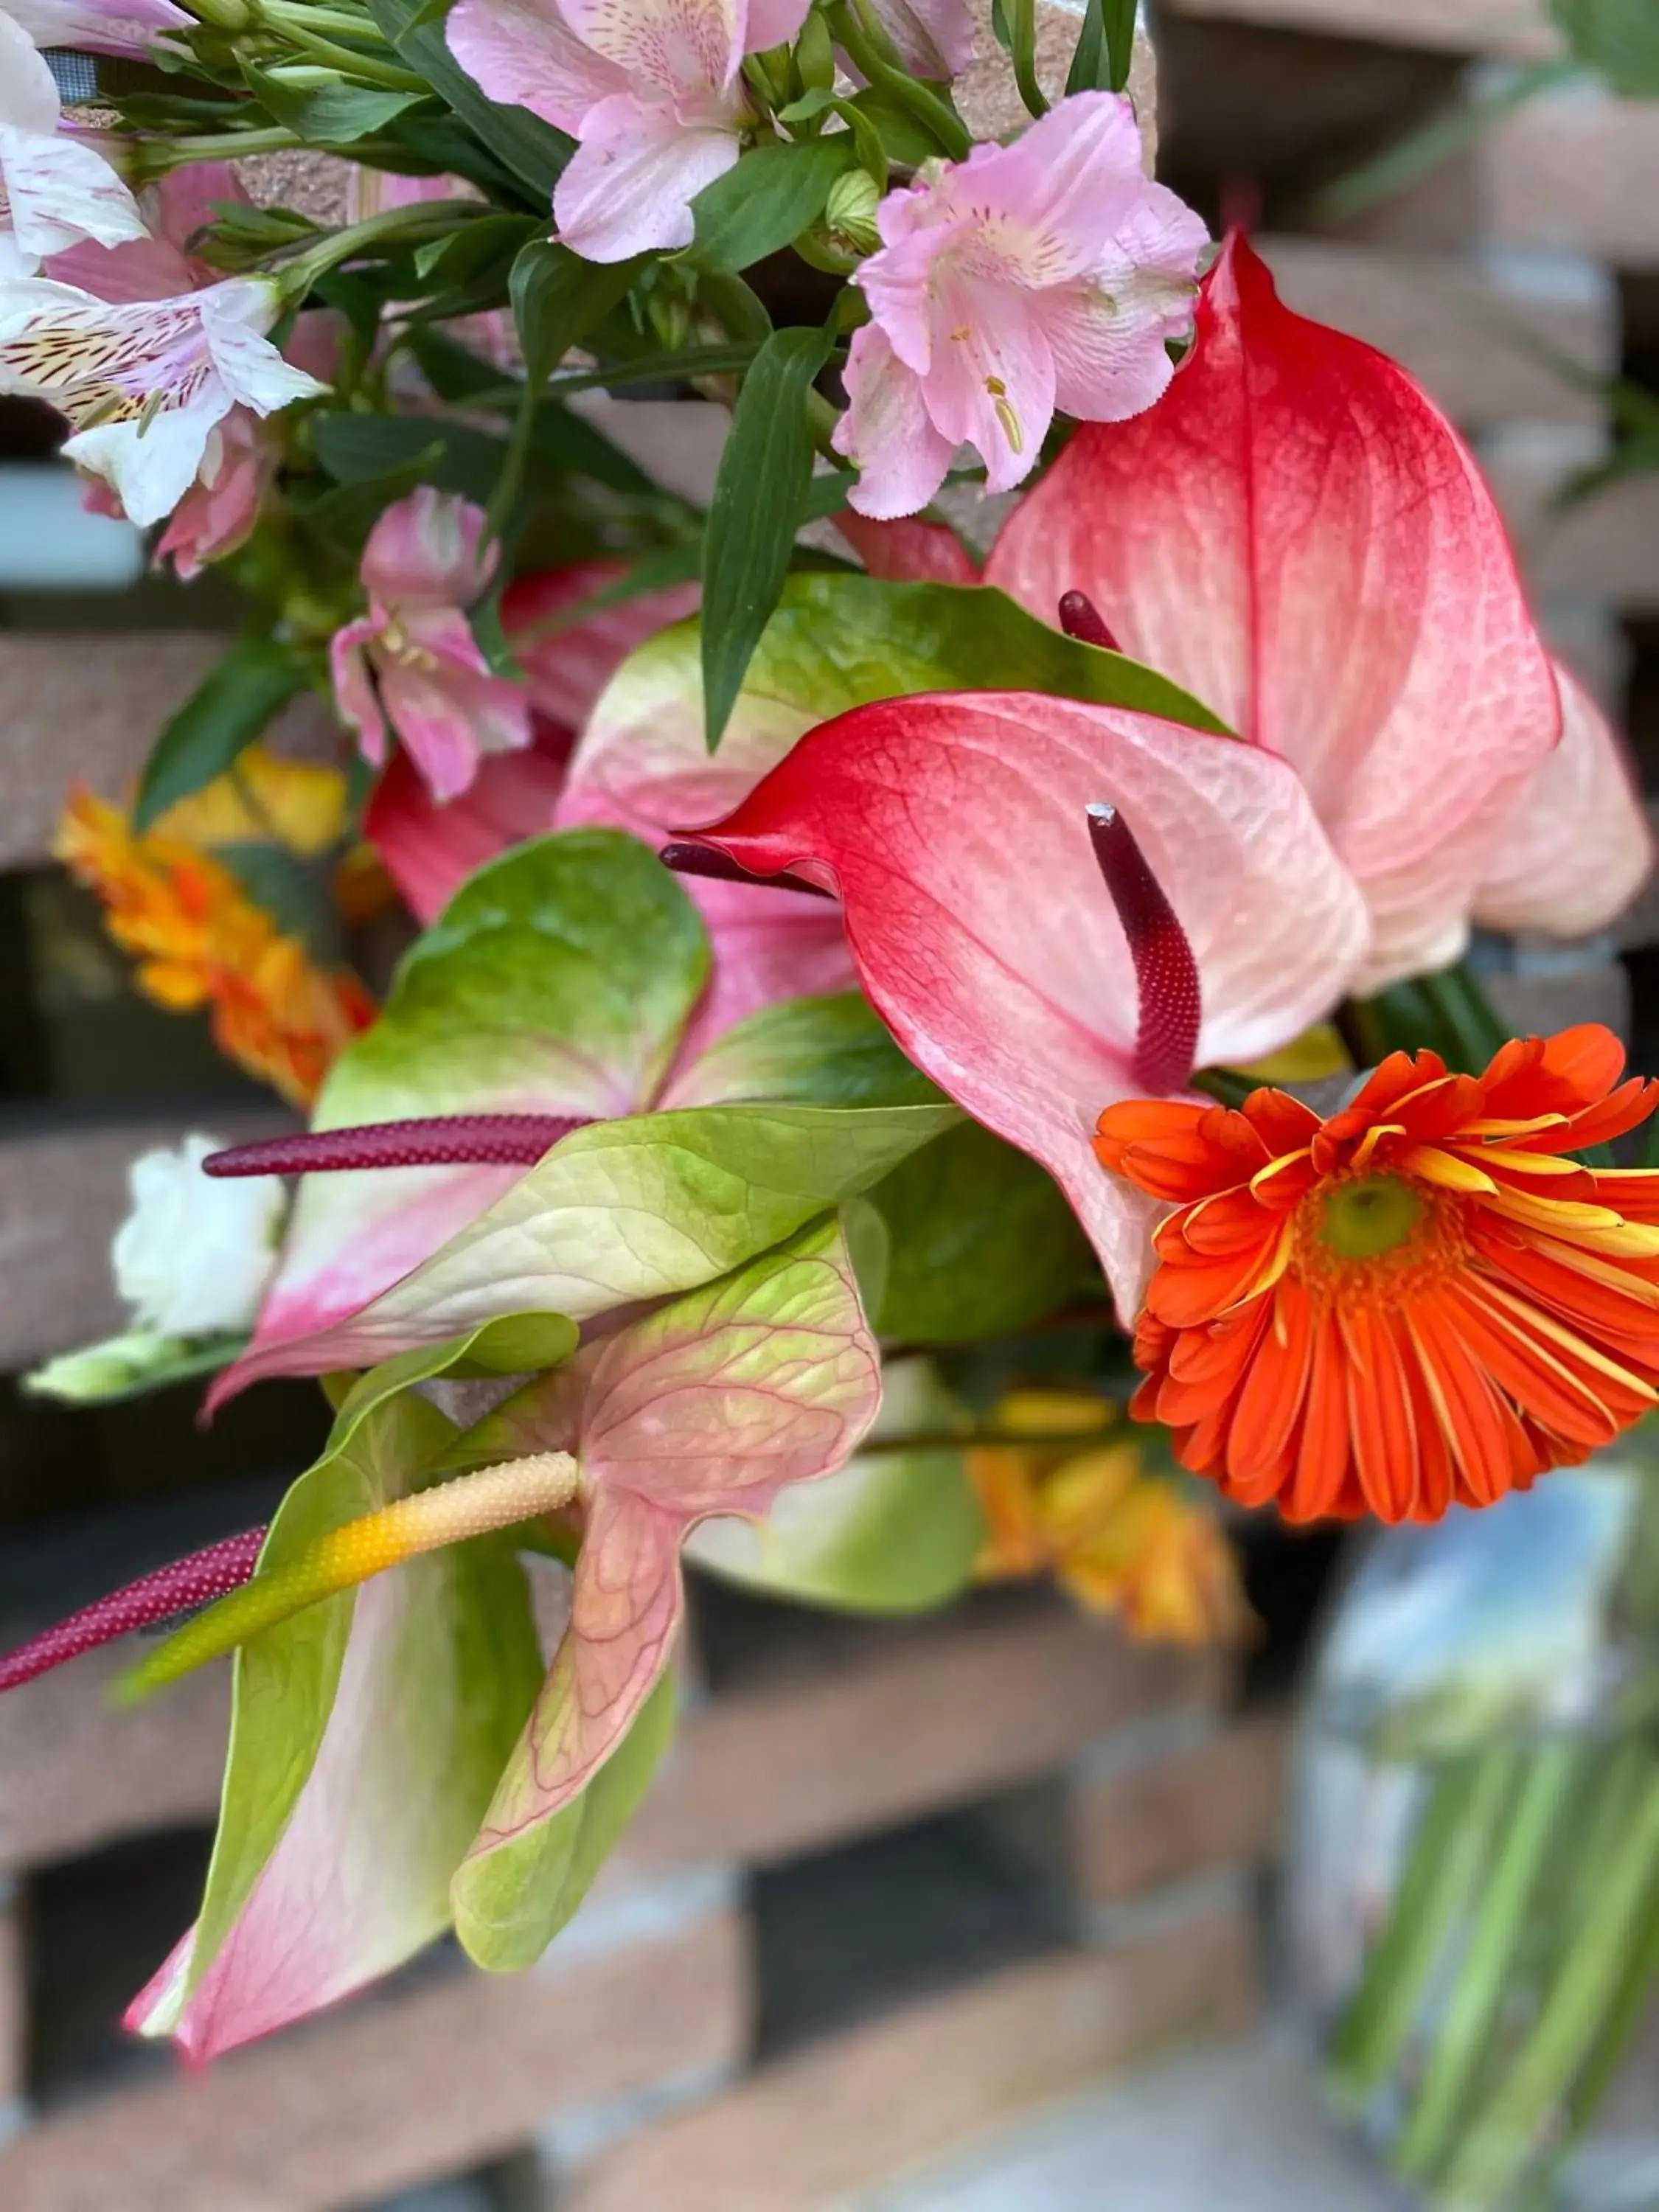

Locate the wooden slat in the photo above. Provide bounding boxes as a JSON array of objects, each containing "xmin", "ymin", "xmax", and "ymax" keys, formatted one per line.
[
  {"xmin": 567, "ymin": 1904, "xmax": 1256, "ymax": 2212},
  {"xmin": 1161, "ymin": 0, "xmax": 1557, "ymax": 58},
  {"xmin": 0, "ymin": 1909, "xmax": 748, "ymax": 2212},
  {"xmin": 0, "ymin": 1111, "xmax": 293, "ymax": 1369}
]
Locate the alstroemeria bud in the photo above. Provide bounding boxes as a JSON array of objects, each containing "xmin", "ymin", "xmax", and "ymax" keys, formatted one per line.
[{"xmin": 825, "ymin": 168, "xmax": 883, "ymax": 257}]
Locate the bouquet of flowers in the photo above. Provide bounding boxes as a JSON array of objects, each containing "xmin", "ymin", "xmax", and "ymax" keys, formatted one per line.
[{"xmin": 4, "ymin": 0, "xmax": 1659, "ymax": 2190}]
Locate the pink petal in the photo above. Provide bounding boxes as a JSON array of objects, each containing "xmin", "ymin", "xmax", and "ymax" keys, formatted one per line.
[
  {"xmin": 446, "ymin": 0, "xmax": 632, "ymax": 134},
  {"xmin": 863, "ymin": 0, "xmax": 975, "ymax": 76},
  {"xmin": 366, "ymin": 731, "xmax": 574, "ymax": 924},
  {"xmin": 361, "ymin": 487, "xmax": 493, "ymax": 610},
  {"xmin": 1474, "ymin": 660, "xmax": 1656, "ymax": 937},
  {"xmin": 681, "ymin": 691, "xmax": 1370, "ymax": 1315},
  {"xmin": 330, "ymin": 622, "xmax": 388, "ymax": 766},
  {"xmin": 44, "ymin": 229, "xmax": 195, "ymax": 303},
  {"xmin": 984, "ymin": 232, "xmax": 1560, "ymax": 991},
  {"xmin": 832, "ymin": 510, "xmax": 979, "ymax": 585},
  {"xmin": 916, "ymin": 267, "xmax": 1054, "ymax": 496},
  {"xmin": 743, "ymin": 0, "xmax": 811, "ymax": 48},
  {"xmin": 834, "ymin": 323, "xmax": 957, "ymax": 521},
  {"xmin": 560, "ymin": 0, "xmax": 744, "ymax": 95},
  {"xmin": 950, "ymin": 91, "xmax": 1148, "ymax": 285},
  {"xmin": 553, "ymin": 96, "xmax": 740, "ymax": 262}
]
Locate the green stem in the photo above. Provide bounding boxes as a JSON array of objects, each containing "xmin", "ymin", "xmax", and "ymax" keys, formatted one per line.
[
  {"xmin": 1422, "ymin": 961, "xmax": 1509, "ymax": 1066},
  {"xmin": 279, "ymin": 198, "xmax": 481, "ymax": 296},
  {"xmin": 260, "ymin": 0, "xmax": 383, "ymax": 31},
  {"xmin": 1006, "ymin": 0, "xmax": 1049, "ymax": 116},
  {"xmin": 1327, "ymin": 1751, "xmax": 1518, "ymax": 2106},
  {"xmin": 833, "ymin": 0, "xmax": 972, "ymax": 159},
  {"xmin": 151, "ymin": 127, "xmax": 302, "ymax": 167},
  {"xmin": 1392, "ymin": 1742, "xmax": 1576, "ymax": 2181},
  {"xmin": 1440, "ymin": 1765, "xmax": 1659, "ymax": 2207},
  {"xmin": 265, "ymin": 21, "xmax": 428, "ymax": 84}
]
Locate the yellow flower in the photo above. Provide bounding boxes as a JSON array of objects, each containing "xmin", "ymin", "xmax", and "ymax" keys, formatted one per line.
[
  {"xmin": 154, "ymin": 746, "xmax": 349, "ymax": 857},
  {"xmin": 55, "ymin": 781, "xmax": 373, "ymax": 1108},
  {"xmin": 967, "ymin": 1389, "xmax": 1249, "ymax": 1645}
]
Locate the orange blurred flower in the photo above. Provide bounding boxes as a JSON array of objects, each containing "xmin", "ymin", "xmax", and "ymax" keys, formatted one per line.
[
  {"xmin": 1096, "ymin": 1024, "xmax": 1659, "ymax": 1526},
  {"xmin": 56, "ymin": 782, "xmax": 373, "ymax": 1108},
  {"xmin": 967, "ymin": 1390, "xmax": 1248, "ymax": 1644}
]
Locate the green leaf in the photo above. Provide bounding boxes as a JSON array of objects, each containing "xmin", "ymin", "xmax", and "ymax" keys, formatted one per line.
[
  {"xmin": 689, "ymin": 139, "xmax": 857, "ymax": 271},
  {"xmin": 594, "ymin": 574, "xmax": 1230, "ymax": 799},
  {"xmin": 246, "ymin": 74, "xmax": 428, "ymax": 142},
  {"xmin": 325, "ymin": 1310, "xmax": 580, "ymax": 1460},
  {"xmin": 412, "ymin": 209, "xmax": 540, "ymax": 282},
  {"xmin": 365, "ymin": 0, "xmax": 572, "ymax": 197},
  {"xmin": 284, "ymin": 1099, "xmax": 959, "ymax": 1370},
  {"xmin": 133, "ymin": 636, "xmax": 309, "ymax": 833},
  {"xmin": 868, "ymin": 1121, "xmax": 1094, "ymax": 1341},
  {"xmin": 701, "ymin": 321, "xmax": 835, "ymax": 750},
  {"xmin": 1004, "ymin": 0, "xmax": 1048, "ymax": 114},
  {"xmin": 136, "ymin": 1391, "xmax": 545, "ymax": 2047},
  {"xmin": 452, "ymin": 1670, "xmax": 674, "ymax": 1969},
  {"xmin": 670, "ymin": 992, "xmax": 942, "ymax": 1111},
  {"xmin": 1551, "ymin": 0, "xmax": 1659, "ymax": 92},
  {"xmin": 1067, "ymin": 0, "xmax": 1137, "ymax": 93},
  {"xmin": 843, "ymin": 87, "xmax": 945, "ymax": 167},
  {"xmin": 310, "ymin": 409, "xmax": 508, "ymax": 503}
]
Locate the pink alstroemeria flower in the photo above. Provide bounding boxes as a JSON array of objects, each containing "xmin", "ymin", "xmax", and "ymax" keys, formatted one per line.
[
  {"xmin": 331, "ymin": 489, "xmax": 533, "ymax": 803},
  {"xmin": 834, "ymin": 91, "xmax": 1209, "ymax": 518},
  {"xmin": 0, "ymin": 15, "xmax": 145, "ymax": 278},
  {"xmin": 3, "ymin": 0, "xmax": 189, "ymax": 55},
  {"xmin": 445, "ymin": 0, "xmax": 811, "ymax": 262},
  {"xmin": 862, "ymin": 0, "xmax": 975, "ymax": 78},
  {"xmin": 983, "ymin": 232, "xmax": 1654, "ymax": 986},
  {"xmin": 52, "ymin": 168, "xmax": 342, "ymax": 571}
]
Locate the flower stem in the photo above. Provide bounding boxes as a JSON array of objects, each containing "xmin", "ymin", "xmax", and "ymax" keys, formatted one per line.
[
  {"xmin": 1438, "ymin": 1761, "xmax": 1659, "ymax": 2205},
  {"xmin": 150, "ymin": 128, "xmax": 303, "ymax": 168},
  {"xmin": 1327, "ymin": 1750, "xmax": 1518, "ymax": 2105},
  {"xmin": 265, "ymin": 21, "xmax": 428, "ymax": 86},
  {"xmin": 276, "ymin": 198, "xmax": 482, "ymax": 298},
  {"xmin": 1391, "ymin": 1741, "xmax": 1576, "ymax": 2180},
  {"xmin": 832, "ymin": 0, "xmax": 972, "ymax": 159}
]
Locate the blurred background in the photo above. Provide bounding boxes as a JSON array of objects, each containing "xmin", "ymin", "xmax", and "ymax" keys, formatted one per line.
[{"xmin": 1, "ymin": 0, "xmax": 1658, "ymax": 2205}]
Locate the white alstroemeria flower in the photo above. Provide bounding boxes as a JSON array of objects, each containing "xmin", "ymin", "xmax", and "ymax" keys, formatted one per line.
[
  {"xmin": 0, "ymin": 15, "xmax": 147, "ymax": 278},
  {"xmin": 0, "ymin": 271, "xmax": 329, "ymax": 524},
  {"xmin": 112, "ymin": 1135, "xmax": 288, "ymax": 1340}
]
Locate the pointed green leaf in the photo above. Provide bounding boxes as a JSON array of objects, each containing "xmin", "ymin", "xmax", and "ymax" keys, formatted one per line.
[
  {"xmin": 366, "ymin": 0, "xmax": 571, "ymax": 196},
  {"xmin": 133, "ymin": 637, "xmax": 310, "ymax": 832},
  {"xmin": 701, "ymin": 321, "xmax": 837, "ymax": 750},
  {"xmin": 689, "ymin": 139, "xmax": 857, "ymax": 271}
]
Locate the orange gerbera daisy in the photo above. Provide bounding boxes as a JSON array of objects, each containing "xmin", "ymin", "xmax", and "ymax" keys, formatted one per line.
[
  {"xmin": 1095, "ymin": 1024, "xmax": 1659, "ymax": 1525},
  {"xmin": 56, "ymin": 785, "xmax": 374, "ymax": 1108}
]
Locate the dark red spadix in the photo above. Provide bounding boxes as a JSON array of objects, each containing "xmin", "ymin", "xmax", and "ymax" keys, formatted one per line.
[
  {"xmin": 1058, "ymin": 591, "xmax": 1121, "ymax": 654},
  {"xmin": 1087, "ymin": 803, "xmax": 1201, "ymax": 1093},
  {"xmin": 659, "ymin": 842, "xmax": 835, "ymax": 900},
  {"xmin": 0, "ymin": 1526, "xmax": 266, "ymax": 1695},
  {"xmin": 204, "ymin": 1114, "xmax": 588, "ymax": 1178}
]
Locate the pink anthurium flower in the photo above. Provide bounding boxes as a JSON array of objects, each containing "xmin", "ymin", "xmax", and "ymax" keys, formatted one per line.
[
  {"xmin": 331, "ymin": 489, "xmax": 534, "ymax": 803},
  {"xmin": 1472, "ymin": 661, "xmax": 1654, "ymax": 937},
  {"xmin": 449, "ymin": 1214, "xmax": 880, "ymax": 1885},
  {"xmin": 2, "ymin": 0, "xmax": 190, "ymax": 55},
  {"xmin": 676, "ymin": 691, "xmax": 1371, "ymax": 1315},
  {"xmin": 833, "ymin": 91, "xmax": 1209, "ymax": 518},
  {"xmin": 982, "ymin": 230, "xmax": 1652, "ymax": 985},
  {"xmin": 445, "ymin": 0, "xmax": 813, "ymax": 262},
  {"xmin": 0, "ymin": 15, "xmax": 146, "ymax": 278}
]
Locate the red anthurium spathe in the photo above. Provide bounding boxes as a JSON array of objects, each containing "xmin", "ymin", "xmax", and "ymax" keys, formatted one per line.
[
  {"xmin": 678, "ymin": 692, "xmax": 1369, "ymax": 1313},
  {"xmin": 446, "ymin": 1214, "xmax": 880, "ymax": 1906},
  {"xmin": 984, "ymin": 233, "xmax": 1651, "ymax": 985}
]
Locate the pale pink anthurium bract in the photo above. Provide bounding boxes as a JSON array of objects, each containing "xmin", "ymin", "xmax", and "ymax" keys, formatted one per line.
[
  {"xmin": 445, "ymin": 0, "xmax": 813, "ymax": 262},
  {"xmin": 983, "ymin": 231, "xmax": 1653, "ymax": 990},
  {"xmin": 834, "ymin": 90, "xmax": 1210, "ymax": 518}
]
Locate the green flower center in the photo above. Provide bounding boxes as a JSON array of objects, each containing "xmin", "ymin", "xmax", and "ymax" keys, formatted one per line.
[{"xmin": 1320, "ymin": 1174, "xmax": 1424, "ymax": 1262}]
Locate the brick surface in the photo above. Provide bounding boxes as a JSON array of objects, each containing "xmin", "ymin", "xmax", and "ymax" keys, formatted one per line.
[
  {"xmin": 564, "ymin": 1902, "xmax": 1257, "ymax": 2212},
  {"xmin": 1071, "ymin": 1714, "xmax": 1289, "ymax": 1908},
  {"xmin": 0, "ymin": 1907, "xmax": 748, "ymax": 2212},
  {"xmin": 0, "ymin": 636, "xmax": 335, "ymax": 872},
  {"xmin": 0, "ymin": 1111, "xmax": 293, "ymax": 1370},
  {"xmin": 0, "ymin": 1888, "xmax": 22, "ymax": 2115},
  {"xmin": 626, "ymin": 1608, "xmax": 1222, "ymax": 1875}
]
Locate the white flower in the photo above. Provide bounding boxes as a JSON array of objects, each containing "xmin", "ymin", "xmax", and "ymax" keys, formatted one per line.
[
  {"xmin": 0, "ymin": 271, "xmax": 327, "ymax": 524},
  {"xmin": 111, "ymin": 1135, "xmax": 286, "ymax": 1339},
  {"xmin": 0, "ymin": 15, "xmax": 146, "ymax": 278}
]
